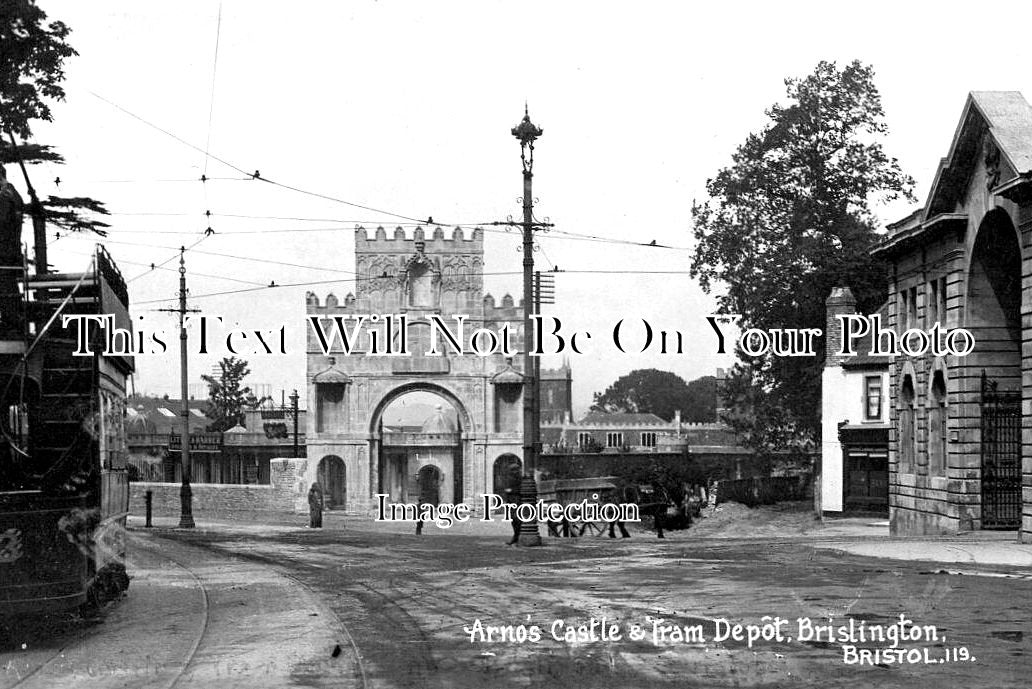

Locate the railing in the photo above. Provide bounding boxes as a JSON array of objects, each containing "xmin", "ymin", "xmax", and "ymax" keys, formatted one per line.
[{"xmin": 381, "ymin": 431, "xmax": 460, "ymax": 446}]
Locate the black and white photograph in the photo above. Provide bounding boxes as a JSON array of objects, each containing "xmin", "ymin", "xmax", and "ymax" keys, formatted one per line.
[{"xmin": 1, "ymin": 1, "xmax": 1031, "ymax": 687}]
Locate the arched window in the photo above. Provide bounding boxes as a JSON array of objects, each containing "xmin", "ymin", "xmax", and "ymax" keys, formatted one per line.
[
  {"xmin": 928, "ymin": 372, "xmax": 947, "ymax": 475},
  {"xmin": 899, "ymin": 375, "xmax": 916, "ymax": 472}
]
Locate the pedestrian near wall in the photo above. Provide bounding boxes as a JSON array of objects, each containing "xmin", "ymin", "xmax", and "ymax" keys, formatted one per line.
[{"xmin": 308, "ymin": 482, "xmax": 324, "ymax": 528}]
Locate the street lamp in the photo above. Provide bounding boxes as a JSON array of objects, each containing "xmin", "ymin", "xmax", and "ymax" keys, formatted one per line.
[{"xmin": 512, "ymin": 106, "xmax": 543, "ymax": 546}]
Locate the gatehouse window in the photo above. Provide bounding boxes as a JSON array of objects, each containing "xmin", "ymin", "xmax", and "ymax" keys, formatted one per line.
[
  {"xmin": 606, "ymin": 432, "xmax": 623, "ymax": 448},
  {"xmin": 577, "ymin": 431, "xmax": 593, "ymax": 447},
  {"xmin": 641, "ymin": 432, "xmax": 657, "ymax": 447},
  {"xmin": 864, "ymin": 375, "xmax": 882, "ymax": 421}
]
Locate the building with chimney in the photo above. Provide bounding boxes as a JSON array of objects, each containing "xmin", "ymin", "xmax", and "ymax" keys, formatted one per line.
[{"xmin": 820, "ymin": 288, "xmax": 890, "ymax": 514}]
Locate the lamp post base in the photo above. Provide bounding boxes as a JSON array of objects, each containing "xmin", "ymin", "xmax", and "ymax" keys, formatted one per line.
[{"xmin": 178, "ymin": 483, "xmax": 195, "ymax": 528}]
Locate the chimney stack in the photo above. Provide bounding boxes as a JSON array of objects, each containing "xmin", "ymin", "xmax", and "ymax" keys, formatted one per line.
[{"xmin": 825, "ymin": 286, "xmax": 857, "ymax": 366}]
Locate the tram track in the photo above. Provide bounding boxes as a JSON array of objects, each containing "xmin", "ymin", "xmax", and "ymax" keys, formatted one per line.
[
  {"xmin": 128, "ymin": 540, "xmax": 211, "ymax": 689},
  {"xmin": 138, "ymin": 536, "xmax": 367, "ymax": 689}
]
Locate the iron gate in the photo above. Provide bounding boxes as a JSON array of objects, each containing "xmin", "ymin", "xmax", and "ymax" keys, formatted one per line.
[{"xmin": 980, "ymin": 374, "xmax": 1021, "ymax": 529}]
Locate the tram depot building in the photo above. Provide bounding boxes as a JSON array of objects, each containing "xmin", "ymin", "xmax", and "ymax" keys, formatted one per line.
[{"xmin": 873, "ymin": 92, "xmax": 1032, "ymax": 540}]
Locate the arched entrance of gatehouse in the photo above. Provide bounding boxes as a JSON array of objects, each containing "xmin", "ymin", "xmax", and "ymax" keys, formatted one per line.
[
  {"xmin": 967, "ymin": 208, "xmax": 1022, "ymax": 529},
  {"xmin": 372, "ymin": 385, "xmax": 469, "ymax": 506},
  {"xmin": 493, "ymin": 454, "xmax": 521, "ymax": 495},
  {"xmin": 317, "ymin": 455, "xmax": 347, "ymax": 510}
]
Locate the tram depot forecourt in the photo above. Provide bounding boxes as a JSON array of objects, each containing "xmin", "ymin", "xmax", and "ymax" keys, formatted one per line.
[{"xmin": 64, "ymin": 312, "xmax": 974, "ymax": 359}]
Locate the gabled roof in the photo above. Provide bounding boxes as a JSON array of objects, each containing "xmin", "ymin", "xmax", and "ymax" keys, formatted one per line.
[
  {"xmin": 876, "ymin": 91, "xmax": 1032, "ymax": 258},
  {"xmin": 925, "ymin": 91, "xmax": 1032, "ymax": 217}
]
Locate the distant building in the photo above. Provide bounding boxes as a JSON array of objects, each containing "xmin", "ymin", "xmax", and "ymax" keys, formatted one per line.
[
  {"xmin": 126, "ymin": 395, "xmax": 305, "ymax": 485},
  {"xmin": 540, "ymin": 362, "xmax": 573, "ymax": 424}
]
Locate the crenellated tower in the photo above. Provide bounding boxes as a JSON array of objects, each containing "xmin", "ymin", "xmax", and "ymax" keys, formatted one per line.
[{"xmin": 302, "ymin": 225, "xmax": 528, "ymax": 515}]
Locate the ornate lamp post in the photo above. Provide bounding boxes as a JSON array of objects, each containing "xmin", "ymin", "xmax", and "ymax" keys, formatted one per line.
[{"xmin": 512, "ymin": 106, "xmax": 543, "ymax": 546}]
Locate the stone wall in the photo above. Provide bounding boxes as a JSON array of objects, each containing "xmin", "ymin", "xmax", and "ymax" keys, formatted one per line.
[{"xmin": 129, "ymin": 457, "xmax": 310, "ymax": 519}]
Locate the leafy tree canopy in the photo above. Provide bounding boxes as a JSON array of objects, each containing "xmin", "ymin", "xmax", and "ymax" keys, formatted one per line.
[
  {"xmin": 202, "ymin": 357, "xmax": 254, "ymax": 433},
  {"xmin": 0, "ymin": 5, "xmax": 108, "ymax": 240},
  {"xmin": 590, "ymin": 369, "xmax": 717, "ymax": 423},
  {"xmin": 0, "ymin": 1, "xmax": 76, "ymax": 139},
  {"xmin": 690, "ymin": 60, "xmax": 913, "ymax": 449}
]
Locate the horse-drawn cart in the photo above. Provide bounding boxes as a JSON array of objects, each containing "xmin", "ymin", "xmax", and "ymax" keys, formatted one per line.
[{"xmin": 538, "ymin": 476, "xmax": 623, "ymax": 537}]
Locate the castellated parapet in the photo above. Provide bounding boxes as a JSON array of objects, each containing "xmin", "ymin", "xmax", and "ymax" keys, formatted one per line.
[{"xmin": 301, "ymin": 224, "xmax": 528, "ymax": 377}]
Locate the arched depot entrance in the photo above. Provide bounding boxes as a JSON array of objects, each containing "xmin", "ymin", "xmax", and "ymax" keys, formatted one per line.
[
  {"xmin": 968, "ymin": 208, "xmax": 1022, "ymax": 529},
  {"xmin": 317, "ymin": 455, "xmax": 347, "ymax": 510},
  {"xmin": 375, "ymin": 387, "xmax": 466, "ymax": 506}
]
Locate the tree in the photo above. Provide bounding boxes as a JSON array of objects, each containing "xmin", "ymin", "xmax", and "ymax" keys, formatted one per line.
[
  {"xmin": 590, "ymin": 369, "xmax": 717, "ymax": 422},
  {"xmin": 0, "ymin": 1, "xmax": 75, "ymax": 140},
  {"xmin": 202, "ymin": 357, "xmax": 253, "ymax": 433},
  {"xmin": 690, "ymin": 60, "xmax": 913, "ymax": 450},
  {"xmin": 0, "ymin": 2, "xmax": 109, "ymax": 260}
]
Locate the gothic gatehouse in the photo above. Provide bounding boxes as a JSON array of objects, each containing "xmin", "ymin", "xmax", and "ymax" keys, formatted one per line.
[{"xmin": 303, "ymin": 226, "xmax": 529, "ymax": 513}]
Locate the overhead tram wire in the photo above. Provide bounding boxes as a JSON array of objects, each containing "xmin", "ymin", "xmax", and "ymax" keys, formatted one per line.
[
  {"xmin": 202, "ymin": 2, "xmax": 223, "ymax": 180},
  {"xmin": 88, "ymin": 90, "xmax": 433, "ymax": 225},
  {"xmin": 56, "ymin": 232, "xmax": 357, "ymax": 276},
  {"xmin": 127, "ymin": 235, "xmax": 209, "ymax": 283},
  {"xmin": 90, "ymin": 220, "xmax": 695, "ymax": 250},
  {"xmin": 86, "ymin": 93, "xmax": 692, "ymax": 252},
  {"xmin": 131, "ymin": 267, "xmax": 696, "ymax": 306},
  {"xmin": 56, "ymin": 247, "xmax": 266, "ymax": 287}
]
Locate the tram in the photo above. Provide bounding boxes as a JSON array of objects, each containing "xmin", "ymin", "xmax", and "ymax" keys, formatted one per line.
[{"xmin": 0, "ymin": 245, "xmax": 133, "ymax": 614}]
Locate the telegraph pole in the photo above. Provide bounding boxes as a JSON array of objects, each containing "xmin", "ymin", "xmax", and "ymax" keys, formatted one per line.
[
  {"xmin": 176, "ymin": 248, "xmax": 195, "ymax": 528},
  {"xmin": 513, "ymin": 106, "xmax": 544, "ymax": 546}
]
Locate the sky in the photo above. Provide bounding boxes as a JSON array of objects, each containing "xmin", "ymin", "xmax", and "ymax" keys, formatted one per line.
[{"xmin": 14, "ymin": 0, "xmax": 1032, "ymax": 415}]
